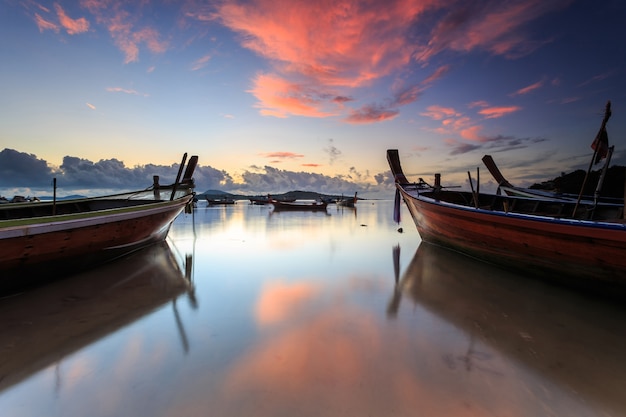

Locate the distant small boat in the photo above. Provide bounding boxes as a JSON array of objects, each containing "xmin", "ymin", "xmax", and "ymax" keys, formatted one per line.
[
  {"xmin": 250, "ymin": 196, "xmax": 296, "ymax": 205},
  {"xmin": 0, "ymin": 153, "xmax": 198, "ymax": 293},
  {"xmin": 336, "ymin": 192, "xmax": 358, "ymax": 207},
  {"xmin": 268, "ymin": 196, "xmax": 328, "ymax": 212},
  {"xmin": 206, "ymin": 196, "xmax": 236, "ymax": 205}
]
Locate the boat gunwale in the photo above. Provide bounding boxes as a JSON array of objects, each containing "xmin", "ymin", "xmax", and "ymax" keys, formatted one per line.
[{"xmin": 0, "ymin": 194, "xmax": 193, "ymax": 233}]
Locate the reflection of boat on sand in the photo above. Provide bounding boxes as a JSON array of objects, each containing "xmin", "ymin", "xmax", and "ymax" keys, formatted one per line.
[
  {"xmin": 0, "ymin": 240, "xmax": 194, "ymax": 394},
  {"xmin": 0, "ymin": 153, "xmax": 198, "ymax": 294},
  {"xmin": 389, "ymin": 242, "xmax": 626, "ymax": 415},
  {"xmin": 269, "ymin": 197, "xmax": 328, "ymax": 212}
]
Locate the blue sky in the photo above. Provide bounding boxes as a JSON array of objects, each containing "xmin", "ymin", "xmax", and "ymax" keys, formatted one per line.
[{"xmin": 1, "ymin": 0, "xmax": 625, "ymax": 198}]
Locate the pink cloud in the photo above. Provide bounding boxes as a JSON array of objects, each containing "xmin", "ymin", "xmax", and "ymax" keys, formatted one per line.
[
  {"xmin": 478, "ymin": 106, "xmax": 522, "ymax": 119},
  {"xmin": 248, "ymin": 73, "xmax": 339, "ymax": 118},
  {"xmin": 262, "ymin": 152, "xmax": 304, "ymax": 159},
  {"xmin": 209, "ymin": 0, "xmax": 441, "ymax": 119},
  {"xmin": 344, "ymin": 105, "xmax": 399, "ymax": 124},
  {"xmin": 468, "ymin": 100, "xmax": 489, "ymax": 108},
  {"xmin": 214, "ymin": 0, "xmax": 434, "ymax": 87},
  {"xmin": 460, "ymin": 125, "xmax": 484, "ymax": 141},
  {"xmin": 511, "ymin": 79, "xmax": 543, "ymax": 96},
  {"xmin": 34, "ymin": 13, "xmax": 59, "ymax": 33},
  {"xmin": 191, "ymin": 54, "xmax": 211, "ymax": 71},
  {"xmin": 420, "ymin": 105, "xmax": 460, "ymax": 121},
  {"xmin": 79, "ymin": 1, "xmax": 167, "ymax": 63},
  {"xmin": 55, "ymin": 4, "xmax": 89, "ymax": 35},
  {"xmin": 419, "ymin": 0, "xmax": 571, "ymax": 61}
]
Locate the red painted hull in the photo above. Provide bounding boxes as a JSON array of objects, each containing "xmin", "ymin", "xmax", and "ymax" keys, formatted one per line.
[
  {"xmin": 270, "ymin": 200, "xmax": 328, "ymax": 211},
  {"xmin": 398, "ymin": 186, "xmax": 626, "ymax": 291},
  {"xmin": 387, "ymin": 148, "xmax": 626, "ymax": 295},
  {"xmin": 0, "ymin": 194, "xmax": 193, "ymax": 292}
]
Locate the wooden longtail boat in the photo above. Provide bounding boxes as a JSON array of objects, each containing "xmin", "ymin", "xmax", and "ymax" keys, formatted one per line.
[
  {"xmin": 336, "ymin": 192, "xmax": 358, "ymax": 207},
  {"xmin": 0, "ymin": 153, "xmax": 198, "ymax": 293},
  {"xmin": 268, "ymin": 196, "xmax": 328, "ymax": 212},
  {"xmin": 387, "ymin": 148, "xmax": 626, "ymax": 296},
  {"xmin": 206, "ymin": 196, "xmax": 236, "ymax": 205}
]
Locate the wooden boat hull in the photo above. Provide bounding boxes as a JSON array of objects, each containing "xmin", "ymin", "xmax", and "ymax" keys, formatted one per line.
[
  {"xmin": 0, "ymin": 153, "xmax": 198, "ymax": 293},
  {"xmin": 388, "ymin": 149, "xmax": 626, "ymax": 296},
  {"xmin": 270, "ymin": 200, "xmax": 328, "ymax": 211},
  {"xmin": 0, "ymin": 195, "xmax": 193, "ymax": 292}
]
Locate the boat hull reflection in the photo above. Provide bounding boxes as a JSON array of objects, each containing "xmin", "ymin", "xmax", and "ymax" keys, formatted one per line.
[
  {"xmin": 389, "ymin": 241, "xmax": 626, "ymax": 415},
  {"xmin": 0, "ymin": 240, "xmax": 193, "ymax": 393}
]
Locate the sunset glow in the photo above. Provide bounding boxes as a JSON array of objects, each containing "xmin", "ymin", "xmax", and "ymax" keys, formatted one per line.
[{"xmin": 1, "ymin": 0, "xmax": 625, "ymax": 197}]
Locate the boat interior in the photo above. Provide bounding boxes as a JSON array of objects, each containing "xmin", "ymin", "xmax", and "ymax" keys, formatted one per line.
[{"xmin": 408, "ymin": 185, "xmax": 624, "ymax": 222}]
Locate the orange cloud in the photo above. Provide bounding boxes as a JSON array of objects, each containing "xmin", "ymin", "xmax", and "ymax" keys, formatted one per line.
[
  {"xmin": 86, "ymin": 103, "xmax": 96, "ymax": 110},
  {"xmin": 55, "ymin": 4, "xmax": 89, "ymax": 35},
  {"xmin": 301, "ymin": 163, "xmax": 320, "ymax": 167},
  {"xmin": 478, "ymin": 106, "xmax": 522, "ymax": 119}
]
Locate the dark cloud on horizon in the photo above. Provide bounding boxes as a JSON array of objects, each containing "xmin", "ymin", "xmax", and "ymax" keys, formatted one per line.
[
  {"xmin": 0, "ymin": 149, "xmax": 385, "ymax": 196},
  {"xmin": 0, "ymin": 149, "xmax": 235, "ymax": 193},
  {"xmin": 0, "ymin": 149, "xmax": 55, "ymax": 186}
]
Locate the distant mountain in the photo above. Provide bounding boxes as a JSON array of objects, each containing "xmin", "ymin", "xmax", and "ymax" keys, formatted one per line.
[{"xmin": 197, "ymin": 189, "xmax": 359, "ymax": 202}]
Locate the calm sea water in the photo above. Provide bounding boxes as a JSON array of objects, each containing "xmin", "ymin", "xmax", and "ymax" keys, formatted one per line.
[{"xmin": 1, "ymin": 200, "xmax": 626, "ymax": 417}]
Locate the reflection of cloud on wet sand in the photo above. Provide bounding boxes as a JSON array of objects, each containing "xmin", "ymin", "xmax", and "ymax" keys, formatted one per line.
[
  {"xmin": 218, "ymin": 306, "xmax": 532, "ymax": 417},
  {"xmin": 163, "ymin": 279, "xmax": 598, "ymax": 417},
  {"xmin": 255, "ymin": 280, "xmax": 320, "ymax": 326}
]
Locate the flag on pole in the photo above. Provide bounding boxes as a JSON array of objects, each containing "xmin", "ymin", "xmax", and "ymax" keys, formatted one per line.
[
  {"xmin": 591, "ymin": 125, "xmax": 609, "ymax": 164},
  {"xmin": 591, "ymin": 101, "xmax": 611, "ymax": 164}
]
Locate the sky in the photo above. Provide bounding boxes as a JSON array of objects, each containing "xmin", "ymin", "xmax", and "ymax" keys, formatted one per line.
[{"xmin": 1, "ymin": 0, "xmax": 626, "ymax": 198}]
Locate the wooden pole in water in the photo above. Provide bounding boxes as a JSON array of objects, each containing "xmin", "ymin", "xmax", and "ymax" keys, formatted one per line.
[
  {"xmin": 476, "ymin": 167, "xmax": 480, "ymax": 197},
  {"xmin": 468, "ymin": 171, "xmax": 478, "ymax": 208},
  {"xmin": 52, "ymin": 178, "xmax": 57, "ymax": 215}
]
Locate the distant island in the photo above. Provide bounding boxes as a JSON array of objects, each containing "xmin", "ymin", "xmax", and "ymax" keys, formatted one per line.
[
  {"xmin": 529, "ymin": 165, "xmax": 625, "ymax": 198},
  {"xmin": 197, "ymin": 190, "xmax": 360, "ymax": 202}
]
